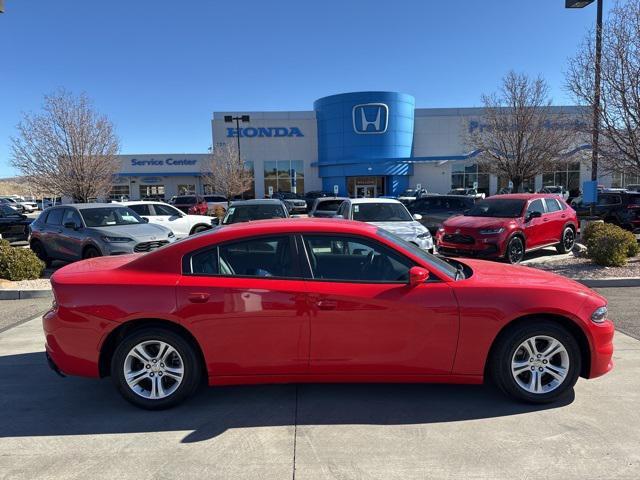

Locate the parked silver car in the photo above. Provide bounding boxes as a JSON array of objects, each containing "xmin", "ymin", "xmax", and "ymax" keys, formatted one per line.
[{"xmin": 29, "ymin": 203, "xmax": 175, "ymax": 266}]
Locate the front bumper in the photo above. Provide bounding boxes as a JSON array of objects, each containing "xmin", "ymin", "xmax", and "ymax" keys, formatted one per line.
[
  {"xmin": 436, "ymin": 230, "xmax": 507, "ymax": 258},
  {"xmin": 587, "ymin": 319, "xmax": 615, "ymax": 379}
]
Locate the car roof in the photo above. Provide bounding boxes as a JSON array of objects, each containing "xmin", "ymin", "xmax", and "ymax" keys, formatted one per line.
[
  {"xmin": 487, "ymin": 193, "xmax": 561, "ymax": 201},
  {"xmin": 348, "ymin": 198, "xmax": 403, "ymax": 204},
  {"xmin": 230, "ymin": 199, "xmax": 284, "ymax": 206}
]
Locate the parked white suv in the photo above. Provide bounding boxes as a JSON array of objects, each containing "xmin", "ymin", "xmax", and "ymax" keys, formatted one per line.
[{"xmin": 119, "ymin": 201, "xmax": 215, "ymax": 238}]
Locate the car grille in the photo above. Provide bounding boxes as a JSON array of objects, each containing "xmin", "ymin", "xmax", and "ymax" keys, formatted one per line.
[
  {"xmin": 443, "ymin": 233, "xmax": 475, "ymax": 245},
  {"xmin": 134, "ymin": 240, "xmax": 169, "ymax": 253}
]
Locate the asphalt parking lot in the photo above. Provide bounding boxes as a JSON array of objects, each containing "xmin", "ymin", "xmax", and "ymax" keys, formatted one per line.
[{"xmin": 0, "ymin": 288, "xmax": 639, "ymax": 480}]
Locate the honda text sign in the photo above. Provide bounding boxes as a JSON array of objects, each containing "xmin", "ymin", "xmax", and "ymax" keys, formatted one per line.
[{"xmin": 352, "ymin": 103, "xmax": 389, "ymax": 134}]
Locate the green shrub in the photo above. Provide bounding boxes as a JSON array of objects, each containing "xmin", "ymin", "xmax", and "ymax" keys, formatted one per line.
[
  {"xmin": 585, "ymin": 222, "xmax": 639, "ymax": 267},
  {"xmin": 0, "ymin": 243, "xmax": 45, "ymax": 281}
]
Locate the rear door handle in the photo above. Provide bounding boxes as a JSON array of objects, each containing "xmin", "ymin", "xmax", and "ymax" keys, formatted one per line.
[
  {"xmin": 316, "ymin": 300, "xmax": 337, "ymax": 310},
  {"xmin": 188, "ymin": 292, "xmax": 210, "ymax": 303}
]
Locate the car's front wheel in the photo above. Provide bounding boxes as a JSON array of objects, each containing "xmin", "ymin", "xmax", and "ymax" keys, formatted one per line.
[
  {"xmin": 505, "ymin": 236, "xmax": 525, "ymax": 264},
  {"xmin": 111, "ymin": 328, "xmax": 202, "ymax": 409},
  {"xmin": 490, "ymin": 321, "xmax": 581, "ymax": 403}
]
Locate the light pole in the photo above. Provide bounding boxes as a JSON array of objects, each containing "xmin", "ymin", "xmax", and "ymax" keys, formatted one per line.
[
  {"xmin": 566, "ymin": 0, "xmax": 603, "ymax": 183},
  {"xmin": 224, "ymin": 114, "xmax": 250, "ymax": 167}
]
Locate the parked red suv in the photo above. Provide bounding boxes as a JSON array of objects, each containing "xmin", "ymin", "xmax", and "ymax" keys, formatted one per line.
[{"xmin": 436, "ymin": 194, "xmax": 578, "ymax": 263}]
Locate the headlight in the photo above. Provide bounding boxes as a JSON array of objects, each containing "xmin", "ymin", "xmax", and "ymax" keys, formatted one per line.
[
  {"xmin": 591, "ymin": 306, "xmax": 608, "ymax": 323},
  {"xmin": 101, "ymin": 236, "xmax": 133, "ymax": 243},
  {"xmin": 479, "ymin": 227, "xmax": 505, "ymax": 235},
  {"xmin": 417, "ymin": 231, "xmax": 431, "ymax": 239}
]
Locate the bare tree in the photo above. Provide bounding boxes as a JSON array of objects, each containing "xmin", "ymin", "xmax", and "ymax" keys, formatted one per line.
[
  {"xmin": 466, "ymin": 71, "xmax": 578, "ymax": 192},
  {"xmin": 201, "ymin": 143, "xmax": 253, "ymax": 205},
  {"xmin": 10, "ymin": 89, "xmax": 120, "ymax": 202},
  {"xmin": 566, "ymin": 0, "xmax": 640, "ymax": 178}
]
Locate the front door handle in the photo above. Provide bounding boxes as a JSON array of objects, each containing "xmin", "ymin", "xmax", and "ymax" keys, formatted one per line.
[
  {"xmin": 316, "ymin": 300, "xmax": 337, "ymax": 310},
  {"xmin": 188, "ymin": 292, "xmax": 210, "ymax": 303}
]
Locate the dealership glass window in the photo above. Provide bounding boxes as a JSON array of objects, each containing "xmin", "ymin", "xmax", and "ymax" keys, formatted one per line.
[
  {"xmin": 178, "ymin": 184, "xmax": 196, "ymax": 195},
  {"xmin": 542, "ymin": 162, "xmax": 581, "ymax": 192},
  {"xmin": 139, "ymin": 185, "xmax": 165, "ymax": 200},
  {"xmin": 109, "ymin": 185, "xmax": 130, "ymax": 200},
  {"xmin": 611, "ymin": 172, "xmax": 640, "ymax": 188},
  {"xmin": 451, "ymin": 163, "xmax": 489, "ymax": 195},
  {"xmin": 497, "ymin": 175, "xmax": 535, "ymax": 193},
  {"xmin": 264, "ymin": 160, "xmax": 304, "ymax": 195}
]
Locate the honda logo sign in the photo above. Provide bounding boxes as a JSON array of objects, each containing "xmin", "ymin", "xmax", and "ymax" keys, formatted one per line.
[{"xmin": 352, "ymin": 103, "xmax": 389, "ymax": 134}]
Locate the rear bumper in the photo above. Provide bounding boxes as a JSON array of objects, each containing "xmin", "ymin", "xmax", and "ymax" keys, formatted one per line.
[{"xmin": 45, "ymin": 351, "xmax": 66, "ymax": 377}]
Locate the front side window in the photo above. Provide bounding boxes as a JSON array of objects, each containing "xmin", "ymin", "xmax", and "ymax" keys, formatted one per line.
[
  {"xmin": 189, "ymin": 236, "xmax": 297, "ymax": 278},
  {"xmin": 527, "ymin": 199, "xmax": 546, "ymax": 215},
  {"xmin": 62, "ymin": 209, "xmax": 82, "ymax": 226},
  {"xmin": 45, "ymin": 208, "xmax": 64, "ymax": 225},
  {"xmin": 80, "ymin": 207, "xmax": 143, "ymax": 227},
  {"xmin": 128, "ymin": 204, "xmax": 152, "ymax": 216},
  {"xmin": 302, "ymin": 234, "xmax": 413, "ymax": 282}
]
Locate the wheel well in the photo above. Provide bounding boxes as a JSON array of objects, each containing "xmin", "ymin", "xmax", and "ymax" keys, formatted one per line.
[
  {"xmin": 189, "ymin": 223, "xmax": 211, "ymax": 235},
  {"xmin": 507, "ymin": 231, "xmax": 526, "ymax": 250},
  {"xmin": 484, "ymin": 314, "xmax": 591, "ymax": 379},
  {"xmin": 98, "ymin": 319, "xmax": 207, "ymax": 380}
]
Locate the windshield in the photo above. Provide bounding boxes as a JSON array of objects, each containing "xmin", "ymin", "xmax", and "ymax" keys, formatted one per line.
[
  {"xmin": 0, "ymin": 205, "xmax": 19, "ymax": 216},
  {"xmin": 222, "ymin": 204, "xmax": 286, "ymax": 224},
  {"xmin": 80, "ymin": 207, "xmax": 145, "ymax": 227},
  {"xmin": 377, "ymin": 229, "xmax": 458, "ymax": 280},
  {"xmin": 465, "ymin": 199, "xmax": 525, "ymax": 218},
  {"xmin": 352, "ymin": 203, "xmax": 413, "ymax": 222},
  {"xmin": 317, "ymin": 199, "xmax": 344, "ymax": 211}
]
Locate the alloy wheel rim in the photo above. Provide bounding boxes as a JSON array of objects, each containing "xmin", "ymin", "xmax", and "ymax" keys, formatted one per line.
[
  {"xmin": 564, "ymin": 229, "xmax": 575, "ymax": 250},
  {"xmin": 509, "ymin": 239, "xmax": 524, "ymax": 263},
  {"xmin": 123, "ymin": 340, "xmax": 184, "ymax": 400},
  {"xmin": 511, "ymin": 335, "xmax": 570, "ymax": 394}
]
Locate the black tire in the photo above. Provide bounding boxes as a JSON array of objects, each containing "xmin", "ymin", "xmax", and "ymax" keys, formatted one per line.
[
  {"xmin": 110, "ymin": 327, "xmax": 202, "ymax": 410},
  {"xmin": 556, "ymin": 226, "xmax": 576, "ymax": 254},
  {"xmin": 190, "ymin": 225, "xmax": 210, "ymax": 235},
  {"xmin": 30, "ymin": 240, "xmax": 52, "ymax": 267},
  {"xmin": 489, "ymin": 321, "xmax": 581, "ymax": 404},
  {"xmin": 505, "ymin": 236, "xmax": 525, "ymax": 264},
  {"xmin": 82, "ymin": 246, "xmax": 102, "ymax": 259}
]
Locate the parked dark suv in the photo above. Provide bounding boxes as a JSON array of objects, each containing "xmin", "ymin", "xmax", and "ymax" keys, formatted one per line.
[
  {"xmin": 408, "ymin": 195, "xmax": 476, "ymax": 233},
  {"xmin": 572, "ymin": 191, "xmax": 640, "ymax": 233}
]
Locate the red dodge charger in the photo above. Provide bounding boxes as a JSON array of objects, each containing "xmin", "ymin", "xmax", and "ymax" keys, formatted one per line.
[{"xmin": 44, "ymin": 218, "xmax": 613, "ymax": 409}]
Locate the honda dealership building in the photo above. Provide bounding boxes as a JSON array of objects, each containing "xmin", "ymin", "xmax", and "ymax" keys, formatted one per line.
[{"xmin": 111, "ymin": 91, "xmax": 632, "ymax": 201}]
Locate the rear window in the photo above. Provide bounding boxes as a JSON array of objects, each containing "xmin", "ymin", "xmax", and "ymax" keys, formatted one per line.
[
  {"xmin": 175, "ymin": 196, "xmax": 197, "ymax": 204},
  {"xmin": 222, "ymin": 204, "xmax": 286, "ymax": 224}
]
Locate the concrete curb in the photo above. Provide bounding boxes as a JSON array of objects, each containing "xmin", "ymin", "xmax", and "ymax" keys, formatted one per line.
[
  {"xmin": 0, "ymin": 289, "xmax": 52, "ymax": 300},
  {"xmin": 576, "ymin": 278, "xmax": 640, "ymax": 288}
]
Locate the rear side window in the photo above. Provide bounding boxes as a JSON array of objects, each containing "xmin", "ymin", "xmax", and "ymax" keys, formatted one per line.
[
  {"xmin": 188, "ymin": 236, "xmax": 298, "ymax": 278},
  {"xmin": 129, "ymin": 204, "xmax": 151, "ymax": 216},
  {"xmin": 45, "ymin": 208, "xmax": 64, "ymax": 225},
  {"xmin": 544, "ymin": 198, "xmax": 562, "ymax": 212}
]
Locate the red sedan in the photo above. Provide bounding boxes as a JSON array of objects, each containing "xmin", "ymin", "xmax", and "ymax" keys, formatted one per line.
[
  {"xmin": 436, "ymin": 194, "xmax": 578, "ymax": 264},
  {"xmin": 44, "ymin": 218, "xmax": 613, "ymax": 409}
]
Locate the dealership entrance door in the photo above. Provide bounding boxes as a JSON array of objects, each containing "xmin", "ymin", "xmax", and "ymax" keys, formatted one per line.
[{"xmin": 348, "ymin": 176, "xmax": 386, "ymax": 198}]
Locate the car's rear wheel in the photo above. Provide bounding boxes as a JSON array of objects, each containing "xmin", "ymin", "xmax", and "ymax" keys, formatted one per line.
[
  {"xmin": 111, "ymin": 328, "xmax": 202, "ymax": 409},
  {"xmin": 30, "ymin": 240, "xmax": 52, "ymax": 267},
  {"xmin": 490, "ymin": 321, "xmax": 581, "ymax": 403},
  {"xmin": 83, "ymin": 246, "xmax": 102, "ymax": 259},
  {"xmin": 556, "ymin": 226, "xmax": 575, "ymax": 254},
  {"xmin": 505, "ymin": 236, "xmax": 525, "ymax": 264}
]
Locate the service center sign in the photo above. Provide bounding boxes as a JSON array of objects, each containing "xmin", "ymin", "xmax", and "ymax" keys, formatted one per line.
[{"xmin": 130, "ymin": 157, "xmax": 198, "ymax": 167}]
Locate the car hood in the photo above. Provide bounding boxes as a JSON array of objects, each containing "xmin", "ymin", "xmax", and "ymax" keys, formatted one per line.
[
  {"xmin": 368, "ymin": 221, "xmax": 429, "ymax": 237},
  {"xmin": 460, "ymin": 258, "xmax": 600, "ymax": 297},
  {"xmin": 444, "ymin": 215, "xmax": 516, "ymax": 230},
  {"xmin": 90, "ymin": 222, "xmax": 171, "ymax": 240}
]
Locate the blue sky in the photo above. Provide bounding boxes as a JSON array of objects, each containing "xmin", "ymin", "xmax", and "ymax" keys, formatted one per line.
[{"xmin": 0, "ymin": 0, "xmax": 611, "ymax": 177}]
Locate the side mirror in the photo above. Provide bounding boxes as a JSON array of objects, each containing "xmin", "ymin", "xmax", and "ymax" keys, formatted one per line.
[
  {"xmin": 63, "ymin": 221, "xmax": 79, "ymax": 230},
  {"xmin": 412, "ymin": 213, "xmax": 422, "ymax": 221},
  {"xmin": 141, "ymin": 217, "xmax": 149, "ymax": 223},
  {"xmin": 408, "ymin": 266, "xmax": 429, "ymax": 287},
  {"xmin": 526, "ymin": 211, "xmax": 542, "ymax": 222}
]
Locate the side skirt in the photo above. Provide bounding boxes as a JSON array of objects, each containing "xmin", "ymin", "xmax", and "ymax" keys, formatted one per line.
[{"xmin": 208, "ymin": 374, "xmax": 484, "ymax": 387}]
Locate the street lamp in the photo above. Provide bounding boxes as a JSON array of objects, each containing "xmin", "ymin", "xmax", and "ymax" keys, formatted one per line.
[
  {"xmin": 224, "ymin": 114, "xmax": 250, "ymax": 167},
  {"xmin": 566, "ymin": 0, "xmax": 603, "ymax": 183}
]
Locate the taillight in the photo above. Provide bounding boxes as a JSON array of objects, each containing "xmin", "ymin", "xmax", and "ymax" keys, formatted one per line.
[{"xmin": 627, "ymin": 204, "xmax": 640, "ymax": 209}]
